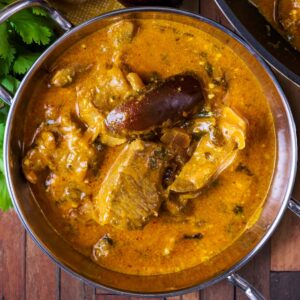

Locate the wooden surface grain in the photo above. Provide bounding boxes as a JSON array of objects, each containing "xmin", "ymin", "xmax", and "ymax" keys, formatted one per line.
[{"xmin": 1, "ymin": 0, "xmax": 300, "ymax": 300}]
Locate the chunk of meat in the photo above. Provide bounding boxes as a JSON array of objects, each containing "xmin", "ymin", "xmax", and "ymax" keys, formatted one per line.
[
  {"xmin": 93, "ymin": 67, "xmax": 138, "ymax": 111},
  {"xmin": 22, "ymin": 115, "xmax": 102, "ymax": 208},
  {"xmin": 160, "ymin": 128, "xmax": 192, "ymax": 169},
  {"xmin": 106, "ymin": 66, "xmax": 133, "ymax": 97},
  {"xmin": 108, "ymin": 21, "xmax": 136, "ymax": 48},
  {"xmin": 100, "ymin": 131, "xmax": 128, "ymax": 147},
  {"xmin": 23, "ymin": 131, "xmax": 56, "ymax": 183},
  {"xmin": 92, "ymin": 234, "xmax": 114, "ymax": 262},
  {"xmin": 169, "ymin": 135, "xmax": 237, "ymax": 194},
  {"xmin": 58, "ymin": 115, "xmax": 98, "ymax": 182},
  {"xmin": 161, "ymin": 128, "xmax": 191, "ymax": 150},
  {"xmin": 95, "ymin": 140, "xmax": 166, "ymax": 230},
  {"xmin": 169, "ymin": 107, "xmax": 246, "ymax": 195},
  {"xmin": 76, "ymin": 88, "xmax": 104, "ymax": 142},
  {"xmin": 190, "ymin": 116, "xmax": 216, "ymax": 136},
  {"xmin": 164, "ymin": 194, "xmax": 189, "ymax": 215},
  {"xmin": 106, "ymin": 73, "xmax": 204, "ymax": 135},
  {"xmin": 50, "ymin": 67, "xmax": 76, "ymax": 87},
  {"xmin": 219, "ymin": 106, "xmax": 246, "ymax": 149},
  {"xmin": 76, "ymin": 87, "xmax": 127, "ymax": 146}
]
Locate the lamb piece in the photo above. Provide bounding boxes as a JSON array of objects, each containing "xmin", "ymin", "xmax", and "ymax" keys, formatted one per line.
[
  {"xmin": 108, "ymin": 20, "xmax": 136, "ymax": 48},
  {"xmin": 160, "ymin": 128, "xmax": 192, "ymax": 172},
  {"xmin": 190, "ymin": 116, "xmax": 216, "ymax": 137},
  {"xmin": 160, "ymin": 128, "xmax": 191, "ymax": 151},
  {"xmin": 93, "ymin": 67, "xmax": 142, "ymax": 111},
  {"xmin": 50, "ymin": 67, "xmax": 76, "ymax": 87},
  {"xmin": 76, "ymin": 88, "xmax": 104, "ymax": 142},
  {"xmin": 104, "ymin": 66, "xmax": 133, "ymax": 98},
  {"xmin": 95, "ymin": 140, "xmax": 167, "ymax": 230},
  {"xmin": 92, "ymin": 234, "xmax": 114, "ymax": 262},
  {"xmin": 22, "ymin": 131, "xmax": 56, "ymax": 184},
  {"xmin": 169, "ymin": 107, "xmax": 246, "ymax": 195},
  {"xmin": 76, "ymin": 86, "xmax": 127, "ymax": 146}
]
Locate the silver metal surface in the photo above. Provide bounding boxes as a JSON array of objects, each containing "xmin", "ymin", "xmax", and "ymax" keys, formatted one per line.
[
  {"xmin": 288, "ymin": 197, "xmax": 300, "ymax": 218},
  {"xmin": 2, "ymin": 3, "xmax": 299, "ymax": 298},
  {"xmin": 0, "ymin": 85, "xmax": 13, "ymax": 105},
  {"xmin": 227, "ymin": 273, "xmax": 265, "ymax": 300}
]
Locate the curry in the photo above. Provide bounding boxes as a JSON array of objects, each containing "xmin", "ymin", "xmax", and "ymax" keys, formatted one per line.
[
  {"xmin": 22, "ymin": 19, "xmax": 276, "ymax": 276},
  {"xmin": 250, "ymin": 0, "xmax": 300, "ymax": 51}
]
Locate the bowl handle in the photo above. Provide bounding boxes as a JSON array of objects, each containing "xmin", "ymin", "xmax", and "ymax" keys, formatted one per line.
[
  {"xmin": 227, "ymin": 273, "xmax": 265, "ymax": 300},
  {"xmin": 288, "ymin": 197, "xmax": 300, "ymax": 217},
  {"xmin": 0, "ymin": 0, "xmax": 73, "ymax": 105}
]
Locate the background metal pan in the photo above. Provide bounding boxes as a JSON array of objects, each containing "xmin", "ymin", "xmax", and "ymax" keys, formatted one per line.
[{"xmin": 215, "ymin": 0, "xmax": 300, "ymax": 86}]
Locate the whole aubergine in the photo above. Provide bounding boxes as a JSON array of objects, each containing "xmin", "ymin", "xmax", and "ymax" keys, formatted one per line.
[{"xmin": 105, "ymin": 73, "xmax": 204, "ymax": 135}]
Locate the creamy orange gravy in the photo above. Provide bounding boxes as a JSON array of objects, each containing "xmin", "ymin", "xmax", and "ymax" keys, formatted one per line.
[{"xmin": 23, "ymin": 19, "xmax": 276, "ymax": 275}]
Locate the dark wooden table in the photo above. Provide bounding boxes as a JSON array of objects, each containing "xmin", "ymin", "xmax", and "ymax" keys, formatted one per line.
[{"xmin": 1, "ymin": 1, "xmax": 300, "ymax": 299}]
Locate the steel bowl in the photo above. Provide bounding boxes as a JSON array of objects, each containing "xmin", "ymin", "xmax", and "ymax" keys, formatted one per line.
[
  {"xmin": 214, "ymin": 0, "xmax": 300, "ymax": 86},
  {"xmin": 1, "ymin": 1, "xmax": 299, "ymax": 299}
]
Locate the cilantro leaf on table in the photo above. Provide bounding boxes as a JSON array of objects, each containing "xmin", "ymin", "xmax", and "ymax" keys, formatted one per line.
[
  {"xmin": 10, "ymin": 10, "xmax": 53, "ymax": 45},
  {"xmin": 0, "ymin": 59, "xmax": 10, "ymax": 76},
  {"xmin": 0, "ymin": 174, "xmax": 12, "ymax": 211},
  {"xmin": 0, "ymin": 0, "xmax": 56, "ymax": 92},
  {"xmin": 0, "ymin": 0, "xmax": 57, "ymax": 211},
  {"xmin": 0, "ymin": 23, "xmax": 12, "ymax": 60},
  {"xmin": 0, "ymin": 75, "xmax": 20, "ymax": 93},
  {"xmin": 0, "ymin": 105, "xmax": 9, "ymax": 124},
  {"xmin": 32, "ymin": 7, "xmax": 48, "ymax": 17},
  {"xmin": 13, "ymin": 52, "xmax": 41, "ymax": 74}
]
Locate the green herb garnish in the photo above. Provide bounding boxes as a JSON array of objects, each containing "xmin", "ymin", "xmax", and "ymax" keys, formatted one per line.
[
  {"xmin": 192, "ymin": 110, "xmax": 214, "ymax": 118},
  {"xmin": 205, "ymin": 62, "xmax": 213, "ymax": 77},
  {"xmin": 233, "ymin": 205, "xmax": 244, "ymax": 215},
  {"xmin": 236, "ymin": 163, "xmax": 254, "ymax": 176}
]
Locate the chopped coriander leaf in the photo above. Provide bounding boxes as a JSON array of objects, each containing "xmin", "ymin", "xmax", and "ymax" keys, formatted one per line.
[
  {"xmin": 236, "ymin": 163, "xmax": 254, "ymax": 176},
  {"xmin": 205, "ymin": 62, "xmax": 213, "ymax": 77},
  {"xmin": 148, "ymin": 156, "xmax": 158, "ymax": 169},
  {"xmin": 233, "ymin": 205, "xmax": 244, "ymax": 215},
  {"xmin": 183, "ymin": 233, "xmax": 203, "ymax": 240},
  {"xmin": 192, "ymin": 110, "xmax": 213, "ymax": 118},
  {"xmin": 154, "ymin": 147, "xmax": 168, "ymax": 160}
]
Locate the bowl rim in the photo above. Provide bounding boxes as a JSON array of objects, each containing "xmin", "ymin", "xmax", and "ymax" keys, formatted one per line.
[
  {"xmin": 214, "ymin": 0, "xmax": 300, "ymax": 87},
  {"xmin": 4, "ymin": 6, "xmax": 298, "ymax": 297}
]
